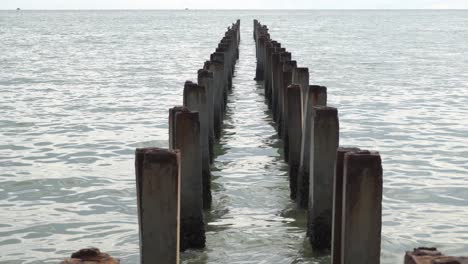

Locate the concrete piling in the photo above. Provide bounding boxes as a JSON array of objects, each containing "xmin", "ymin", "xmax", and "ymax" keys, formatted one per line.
[
  {"xmin": 276, "ymin": 52, "xmax": 292, "ymax": 134},
  {"xmin": 264, "ymin": 41, "xmax": 273, "ymax": 100},
  {"xmin": 183, "ymin": 81, "xmax": 212, "ymax": 209},
  {"xmin": 169, "ymin": 106, "xmax": 188, "ymax": 150},
  {"xmin": 271, "ymin": 49, "xmax": 283, "ymax": 123},
  {"xmin": 197, "ymin": 69, "xmax": 215, "ymax": 163},
  {"xmin": 341, "ymin": 150, "xmax": 383, "ymax": 264},
  {"xmin": 265, "ymin": 42, "xmax": 280, "ymax": 107},
  {"xmin": 216, "ymin": 45, "xmax": 233, "ymax": 90},
  {"xmin": 306, "ymin": 106, "xmax": 339, "ymax": 250},
  {"xmin": 280, "ymin": 60, "xmax": 297, "ymax": 162},
  {"xmin": 255, "ymin": 35, "xmax": 266, "ymax": 81},
  {"xmin": 171, "ymin": 110, "xmax": 205, "ymax": 251},
  {"xmin": 135, "ymin": 148, "xmax": 180, "ymax": 264},
  {"xmin": 210, "ymin": 52, "xmax": 229, "ymax": 108},
  {"xmin": 331, "ymin": 147, "xmax": 360, "ymax": 264},
  {"xmin": 292, "ymin": 67, "xmax": 310, "ymax": 118},
  {"xmin": 203, "ymin": 60, "xmax": 225, "ymax": 139},
  {"xmin": 286, "ymin": 84, "xmax": 302, "ymax": 199},
  {"xmin": 297, "ymin": 85, "xmax": 328, "ymax": 208}
]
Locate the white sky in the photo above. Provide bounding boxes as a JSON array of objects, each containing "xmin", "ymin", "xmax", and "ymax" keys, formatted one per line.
[{"xmin": 1, "ymin": 0, "xmax": 468, "ymax": 9}]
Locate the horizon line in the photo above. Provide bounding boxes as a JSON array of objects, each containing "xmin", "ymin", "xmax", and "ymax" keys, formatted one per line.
[{"xmin": 2, "ymin": 8, "xmax": 468, "ymax": 11}]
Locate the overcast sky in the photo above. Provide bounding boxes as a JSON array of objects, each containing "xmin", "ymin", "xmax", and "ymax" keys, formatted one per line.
[{"xmin": 1, "ymin": 0, "xmax": 468, "ymax": 10}]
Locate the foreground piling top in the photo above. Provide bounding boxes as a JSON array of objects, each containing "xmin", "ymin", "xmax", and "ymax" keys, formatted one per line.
[
  {"xmin": 135, "ymin": 148, "xmax": 180, "ymax": 264},
  {"xmin": 404, "ymin": 248, "xmax": 468, "ymax": 264},
  {"xmin": 342, "ymin": 150, "xmax": 382, "ymax": 264}
]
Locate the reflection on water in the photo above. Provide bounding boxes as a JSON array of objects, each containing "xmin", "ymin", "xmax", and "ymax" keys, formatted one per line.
[{"xmin": 0, "ymin": 10, "xmax": 467, "ymax": 264}]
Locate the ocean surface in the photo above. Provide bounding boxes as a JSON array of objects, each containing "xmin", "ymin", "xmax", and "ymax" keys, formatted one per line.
[{"xmin": 0, "ymin": 10, "xmax": 467, "ymax": 263}]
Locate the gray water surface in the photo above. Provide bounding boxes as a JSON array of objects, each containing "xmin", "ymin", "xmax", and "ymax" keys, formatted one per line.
[{"xmin": 0, "ymin": 10, "xmax": 467, "ymax": 263}]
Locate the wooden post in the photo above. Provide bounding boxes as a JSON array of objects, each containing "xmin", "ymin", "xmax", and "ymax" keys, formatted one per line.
[
  {"xmin": 216, "ymin": 44, "xmax": 232, "ymax": 90},
  {"xmin": 264, "ymin": 41, "xmax": 273, "ymax": 101},
  {"xmin": 135, "ymin": 148, "xmax": 180, "ymax": 264},
  {"xmin": 286, "ymin": 84, "xmax": 302, "ymax": 200},
  {"xmin": 307, "ymin": 106, "xmax": 339, "ymax": 250},
  {"xmin": 198, "ymin": 69, "xmax": 215, "ymax": 163},
  {"xmin": 281, "ymin": 60, "xmax": 297, "ymax": 163},
  {"xmin": 265, "ymin": 42, "xmax": 280, "ymax": 107},
  {"xmin": 172, "ymin": 110, "xmax": 205, "ymax": 251},
  {"xmin": 331, "ymin": 147, "xmax": 360, "ymax": 264},
  {"xmin": 297, "ymin": 85, "xmax": 328, "ymax": 208},
  {"xmin": 204, "ymin": 60, "xmax": 225, "ymax": 139},
  {"xmin": 271, "ymin": 49, "xmax": 283, "ymax": 123},
  {"xmin": 253, "ymin": 19, "xmax": 258, "ymax": 40},
  {"xmin": 183, "ymin": 81, "xmax": 211, "ymax": 209},
  {"xmin": 169, "ymin": 106, "xmax": 188, "ymax": 150},
  {"xmin": 210, "ymin": 52, "xmax": 228, "ymax": 109},
  {"xmin": 255, "ymin": 35, "xmax": 267, "ymax": 81},
  {"xmin": 341, "ymin": 150, "xmax": 383, "ymax": 264},
  {"xmin": 277, "ymin": 52, "xmax": 291, "ymax": 135},
  {"xmin": 292, "ymin": 67, "xmax": 310, "ymax": 119}
]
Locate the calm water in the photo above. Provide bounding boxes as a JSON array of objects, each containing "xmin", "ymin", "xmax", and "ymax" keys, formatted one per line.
[{"xmin": 1, "ymin": 10, "xmax": 467, "ymax": 264}]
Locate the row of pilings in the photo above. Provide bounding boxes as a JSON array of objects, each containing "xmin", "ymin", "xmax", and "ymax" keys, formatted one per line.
[
  {"xmin": 253, "ymin": 19, "xmax": 383, "ymax": 264},
  {"xmin": 134, "ymin": 20, "xmax": 240, "ymax": 264}
]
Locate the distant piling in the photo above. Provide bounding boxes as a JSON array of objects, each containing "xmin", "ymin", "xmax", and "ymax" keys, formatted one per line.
[
  {"xmin": 197, "ymin": 69, "xmax": 215, "ymax": 162},
  {"xmin": 286, "ymin": 84, "xmax": 302, "ymax": 199},
  {"xmin": 204, "ymin": 60, "xmax": 225, "ymax": 139},
  {"xmin": 280, "ymin": 60, "xmax": 297, "ymax": 162},
  {"xmin": 183, "ymin": 81, "xmax": 212, "ymax": 209},
  {"xmin": 276, "ymin": 52, "xmax": 292, "ymax": 135},
  {"xmin": 135, "ymin": 148, "xmax": 180, "ymax": 264}
]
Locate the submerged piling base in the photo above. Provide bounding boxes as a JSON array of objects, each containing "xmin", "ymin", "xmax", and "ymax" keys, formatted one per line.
[
  {"xmin": 404, "ymin": 248, "xmax": 468, "ymax": 264},
  {"xmin": 60, "ymin": 248, "xmax": 119, "ymax": 264}
]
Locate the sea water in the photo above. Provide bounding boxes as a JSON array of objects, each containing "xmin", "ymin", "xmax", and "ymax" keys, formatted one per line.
[{"xmin": 0, "ymin": 10, "xmax": 467, "ymax": 263}]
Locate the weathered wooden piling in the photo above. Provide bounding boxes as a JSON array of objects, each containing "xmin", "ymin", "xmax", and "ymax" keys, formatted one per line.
[
  {"xmin": 280, "ymin": 60, "xmax": 297, "ymax": 162},
  {"xmin": 341, "ymin": 150, "xmax": 383, "ymax": 264},
  {"xmin": 292, "ymin": 67, "xmax": 310, "ymax": 118},
  {"xmin": 276, "ymin": 51, "xmax": 291, "ymax": 134},
  {"xmin": 135, "ymin": 148, "xmax": 180, "ymax": 264},
  {"xmin": 271, "ymin": 48, "xmax": 285, "ymax": 123},
  {"xmin": 197, "ymin": 69, "xmax": 215, "ymax": 162},
  {"xmin": 168, "ymin": 106, "xmax": 188, "ymax": 150},
  {"xmin": 217, "ymin": 44, "xmax": 233, "ymax": 90},
  {"xmin": 264, "ymin": 41, "xmax": 273, "ymax": 100},
  {"xmin": 203, "ymin": 60, "xmax": 225, "ymax": 139},
  {"xmin": 331, "ymin": 147, "xmax": 360, "ymax": 264},
  {"xmin": 210, "ymin": 52, "xmax": 229, "ymax": 107},
  {"xmin": 172, "ymin": 110, "xmax": 205, "ymax": 251},
  {"xmin": 255, "ymin": 34, "xmax": 269, "ymax": 81},
  {"xmin": 297, "ymin": 85, "xmax": 328, "ymax": 208},
  {"xmin": 306, "ymin": 106, "xmax": 339, "ymax": 250},
  {"xmin": 286, "ymin": 84, "xmax": 302, "ymax": 199},
  {"xmin": 183, "ymin": 81, "xmax": 211, "ymax": 209},
  {"xmin": 265, "ymin": 41, "xmax": 280, "ymax": 105}
]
